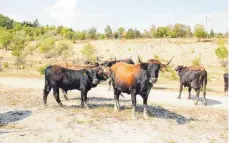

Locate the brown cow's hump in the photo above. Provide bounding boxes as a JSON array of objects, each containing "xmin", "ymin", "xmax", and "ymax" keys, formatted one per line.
[
  {"xmin": 147, "ymin": 59, "xmax": 161, "ymax": 64},
  {"xmin": 51, "ymin": 65, "xmax": 62, "ymax": 73},
  {"xmin": 111, "ymin": 62, "xmax": 141, "ymax": 87},
  {"xmin": 188, "ymin": 65, "xmax": 205, "ymax": 71}
]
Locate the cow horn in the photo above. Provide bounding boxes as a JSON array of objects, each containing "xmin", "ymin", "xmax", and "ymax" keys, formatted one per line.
[
  {"xmin": 97, "ymin": 56, "xmax": 103, "ymax": 62},
  {"xmin": 166, "ymin": 56, "xmax": 174, "ymax": 66},
  {"xmin": 137, "ymin": 54, "xmax": 143, "ymax": 63}
]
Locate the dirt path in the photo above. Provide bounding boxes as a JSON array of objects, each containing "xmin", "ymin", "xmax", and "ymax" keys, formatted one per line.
[
  {"xmin": 0, "ymin": 77, "xmax": 227, "ymax": 109},
  {"xmin": 0, "ymin": 77, "xmax": 228, "ymax": 143}
]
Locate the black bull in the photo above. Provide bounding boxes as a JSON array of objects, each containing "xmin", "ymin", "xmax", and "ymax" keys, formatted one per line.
[
  {"xmin": 43, "ymin": 65, "xmax": 108, "ymax": 108},
  {"xmin": 175, "ymin": 66, "xmax": 208, "ymax": 105}
]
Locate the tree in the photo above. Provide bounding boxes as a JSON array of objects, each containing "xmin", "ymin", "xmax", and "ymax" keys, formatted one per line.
[
  {"xmin": 81, "ymin": 43, "xmax": 97, "ymax": 61},
  {"xmin": 215, "ymin": 41, "xmax": 228, "ymax": 67},
  {"xmin": 12, "ymin": 22, "xmax": 23, "ymax": 31},
  {"xmin": 118, "ymin": 27, "xmax": 125, "ymax": 38},
  {"xmin": 149, "ymin": 25, "xmax": 156, "ymax": 38},
  {"xmin": 154, "ymin": 26, "xmax": 170, "ymax": 38},
  {"xmin": 0, "ymin": 30, "xmax": 13, "ymax": 50},
  {"xmin": 142, "ymin": 29, "xmax": 150, "ymax": 38},
  {"xmin": 186, "ymin": 26, "xmax": 193, "ymax": 38},
  {"xmin": 134, "ymin": 29, "xmax": 141, "ymax": 38},
  {"xmin": 210, "ymin": 28, "xmax": 215, "ymax": 38},
  {"xmin": 33, "ymin": 19, "xmax": 40, "ymax": 27},
  {"xmin": 10, "ymin": 30, "xmax": 30, "ymax": 70},
  {"xmin": 172, "ymin": 23, "xmax": 187, "ymax": 38},
  {"xmin": 75, "ymin": 31, "xmax": 86, "ymax": 40},
  {"xmin": 126, "ymin": 28, "xmax": 135, "ymax": 39},
  {"xmin": 38, "ymin": 38, "xmax": 55, "ymax": 53},
  {"xmin": 55, "ymin": 42, "xmax": 73, "ymax": 62},
  {"xmin": 0, "ymin": 14, "xmax": 14, "ymax": 29},
  {"xmin": 87, "ymin": 27, "xmax": 97, "ymax": 39},
  {"xmin": 193, "ymin": 24, "xmax": 206, "ymax": 39},
  {"xmin": 104, "ymin": 25, "xmax": 112, "ymax": 39}
]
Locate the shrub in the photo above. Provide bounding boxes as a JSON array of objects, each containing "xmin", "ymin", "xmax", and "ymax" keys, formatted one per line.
[
  {"xmin": 215, "ymin": 45, "xmax": 228, "ymax": 60},
  {"xmin": 192, "ymin": 56, "xmax": 201, "ymax": 66},
  {"xmin": 81, "ymin": 43, "xmax": 97, "ymax": 61},
  {"xmin": 38, "ymin": 38, "xmax": 55, "ymax": 53},
  {"xmin": 37, "ymin": 65, "xmax": 48, "ymax": 75},
  {"xmin": 169, "ymin": 70, "xmax": 178, "ymax": 80},
  {"xmin": 3, "ymin": 62, "xmax": 9, "ymax": 68},
  {"xmin": 215, "ymin": 43, "xmax": 228, "ymax": 67}
]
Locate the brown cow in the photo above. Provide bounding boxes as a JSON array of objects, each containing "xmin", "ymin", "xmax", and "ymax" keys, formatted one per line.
[{"xmin": 109, "ymin": 62, "xmax": 161, "ymax": 119}]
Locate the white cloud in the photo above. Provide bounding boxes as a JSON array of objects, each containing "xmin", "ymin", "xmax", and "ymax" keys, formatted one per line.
[{"xmin": 50, "ymin": 0, "xmax": 78, "ymax": 27}]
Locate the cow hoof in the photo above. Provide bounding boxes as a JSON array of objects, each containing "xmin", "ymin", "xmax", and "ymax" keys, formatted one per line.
[
  {"xmin": 177, "ymin": 96, "xmax": 181, "ymax": 99},
  {"xmin": 194, "ymin": 102, "xmax": 198, "ymax": 105},
  {"xmin": 188, "ymin": 96, "xmax": 191, "ymax": 99},
  {"xmin": 43, "ymin": 104, "xmax": 47, "ymax": 108},
  {"xmin": 204, "ymin": 103, "xmax": 207, "ymax": 106},
  {"xmin": 65, "ymin": 98, "xmax": 69, "ymax": 100},
  {"xmin": 107, "ymin": 88, "xmax": 111, "ymax": 91}
]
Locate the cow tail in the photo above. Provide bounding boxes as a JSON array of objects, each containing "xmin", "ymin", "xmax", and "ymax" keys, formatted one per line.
[
  {"xmin": 202, "ymin": 71, "xmax": 207, "ymax": 94},
  {"xmin": 44, "ymin": 66, "xmax": 51, "ymax": 94}
]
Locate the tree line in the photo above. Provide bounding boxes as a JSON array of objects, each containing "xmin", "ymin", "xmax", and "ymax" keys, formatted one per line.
[
  {"xmin": 0, "ymin": 13, "xmax": 228, "ymax": 70},
  {"xmin": 0, "ymin": 14, "xmax": 227, "ymax": 43}
]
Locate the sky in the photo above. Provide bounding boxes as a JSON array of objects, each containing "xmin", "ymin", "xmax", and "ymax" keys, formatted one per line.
[{"xmin": 0, "ymin": 0, "xmax": 228, "ymax": 33}]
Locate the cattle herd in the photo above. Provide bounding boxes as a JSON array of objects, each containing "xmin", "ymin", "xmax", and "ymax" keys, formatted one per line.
[{"xmin": 43, "ymin": 55, "xmax": 228, "ymax": 119}]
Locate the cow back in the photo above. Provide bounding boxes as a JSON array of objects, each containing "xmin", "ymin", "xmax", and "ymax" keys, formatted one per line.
[{"xmin": 110, "ymin": 62, "xmax": 141, "ymax": 87}]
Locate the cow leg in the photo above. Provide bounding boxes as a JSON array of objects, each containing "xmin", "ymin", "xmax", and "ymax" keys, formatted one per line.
[
  {"xmin": 61, "ymin": 89, "xmax": 69, "ymax": 100},
  {"xmin": 202, "ymin": 82, "xmax": 207, "ymax": 106},
  {"xmin": 177, "ymin": 83, "xmax": 183, "ymax": 99},
  {"xmin": 131, "ymin": 90, "xmax": 137, "ymax": 119},
  {"xmin": 143, "ymin": 84, "xmax": 152, "ymax": 119},
  {"xmin": 53, "ymin": 87, "xmax": 63, "ymax": 107},
  {"xmin": 107, "ymin": 78, "xmax": 112, "ymax": 91},
  {"xmin": 81, "ymin": 90, "xmax": 89, "ymax": 109},
  {"xmin": 113, "ymin": 88, "xmax": 121, "ymax": 112},
  {"xmin": 43, "ymin": 85, "xmax": 52, "ymax": 107},
  {"xmin": 188, "ymin": 87, "xmax": 192, "ymax": 99},
  {"xmin": 194, "ymin": 89, "xmax": 200, "ymax": 105},
  {"xmin": 143, "ymin": 96, "xmax": 149, "ymax": 119}
]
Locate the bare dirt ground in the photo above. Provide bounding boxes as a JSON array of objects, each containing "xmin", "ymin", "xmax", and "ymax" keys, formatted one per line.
[{"xmin": 0, "ymin": 77, "xmax": 228, "ymax": 143}]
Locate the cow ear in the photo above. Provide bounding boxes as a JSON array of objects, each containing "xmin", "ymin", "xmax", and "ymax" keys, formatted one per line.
[{"xmin": 140, "ymin": 63, "xmax": 148, "ymax": 70}]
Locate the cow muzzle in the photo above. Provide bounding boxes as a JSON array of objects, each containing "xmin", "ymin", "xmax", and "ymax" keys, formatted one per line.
[
  {"xmin": 92, "ymin": 79, "xmax": 99, "ymax": 84},
  {"xmin": 149, "ymin": 78, "xmax": 157, "ymax": 84}
]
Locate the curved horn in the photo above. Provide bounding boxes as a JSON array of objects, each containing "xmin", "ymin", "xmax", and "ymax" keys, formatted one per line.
[
  {"xmin": 97, "ymin": 56, "xmax": 103, "ymax": 62},
  {"xmin": 166, "ymin": 56, "xmax": 174, "ymax": 65},
  {"xmin": 137, "ymin": 54, "xmax": 143, "ymax": 64}
]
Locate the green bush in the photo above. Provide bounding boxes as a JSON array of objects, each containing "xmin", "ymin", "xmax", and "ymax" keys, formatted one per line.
[
  {"xmin": 215, "ymin": 45, "xmax": 228, "ymax": 60},
  {"xmin": 192, "ymin": 56, "xmax": 201, "ymax": 66},
  {"xmin": 37, "ymin": 65, "xmax": 48, "ymax": 75},
  {"xmin": 3, "ymin": 62, "xmax": 9, "ymax": 68},
  {"xmin": 38, "ymin": 38, "xmax": 55, "ymax": 53},
  {"xmin": 81, "ymin": 43, "xmax": 97, "ymax": 61}
]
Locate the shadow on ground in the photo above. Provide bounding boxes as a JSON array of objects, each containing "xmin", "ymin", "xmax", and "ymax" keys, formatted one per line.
[
  {"xmin": 64, "ymin": 101, "xmax": 195, "ymax": 125},
  {"xmin": 0, "ymin": 110, "xmax": 32, "ymax": 126},
  {"xmin": 70, "ymin": 97, "xmax": 130, "ymax": 103},
  {"xmin": 189, "ymin": 95, "xmax": 222, "ymax": 106}
]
